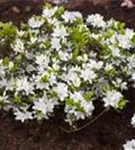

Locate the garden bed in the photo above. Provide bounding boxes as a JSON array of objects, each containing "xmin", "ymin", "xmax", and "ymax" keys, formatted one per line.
[{"xmin": 0, "ymin": 0, "xmax": 135, "ymax": 150}]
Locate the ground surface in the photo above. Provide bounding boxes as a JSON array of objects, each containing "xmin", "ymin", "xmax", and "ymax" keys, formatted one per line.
[{"xmin": 0, "ymin": 0, "xmax": 135, "ymax": 150}]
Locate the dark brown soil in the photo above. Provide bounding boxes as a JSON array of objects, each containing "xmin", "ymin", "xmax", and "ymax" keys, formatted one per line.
[{"xmin": 0, "ymin": 0, "xmax": 135, "ymax": 150}]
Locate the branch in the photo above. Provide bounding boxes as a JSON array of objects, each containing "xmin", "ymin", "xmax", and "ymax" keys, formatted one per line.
[{"xmin": 59, "ymin": 107, "xmax": 109, "ymax": 134}]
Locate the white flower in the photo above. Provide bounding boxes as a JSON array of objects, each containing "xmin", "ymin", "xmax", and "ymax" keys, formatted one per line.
[
  {"xmin": 62, "ymin": 11, "xmax": 82, "ymax": 23},
  {"xmin": 106, "ymin": 19, "xmax": 116, "ymax": 28},
  {"xmin": 32, "ymin": 74, "xmax": 49, "ymax": 90},
  {"xmin": 52, "ymin": 25, "xmax": 69, "ymax": 40},
  {"xmin": 86, "ymin": 14, "xmax": 106, "ymax": 28},
  {"xmin": 42, "ymin": 7, "xmax": 58, "ymax": 18},
  {"xmin": 49, "ymin": 74, "xmax": 57, "ymax": 85},
  {"xmin": 30, "ymin": 37, "xmax": 37, "ymax": 44},
  {"xmin": 123, "ymin": 139, "xmax": 135, "ymax": 150},
  {"xmin": 17, "ymin": 30, "xmax": 25, "ymax": 37},
  {"xmin": 103, "ymin": 90, "xmax": 123, "ymax": 108},
  {"xmin": 70, "ymin": 91, "xmax": 94, "ymax": 116},
  {"xmin": 26, "ymin": 64, "xmax": 36, "ymax": 73},
  {"xmin": 105, "ymin": 63, "xmax": 113, "ymax": 71},
  {"xmin": 52, "ymin": 63, "xmax": 60, "ymax": 71},
  {"xmin": 81, "ymin": 100, "xmax": 95, "ymax": 116},
  {"xmin": 35, "ymin": 54, "xmax": 50, "ymax": 71},
  {"xmin": 131, "ymin": 114, "xmax": 135, "ymax": 127},
  {"xmin": 65, "ymin": 105, "xmax": 85, "ymax": 120},
  {"xmin": 33, "ymin": 99, "xmax": 46, "ymax": 115},
  {"xmin": 88, "ymin": 60, "xmax": 103, "ymax": 70},
  {"xmin": 53, "ymin": 82, "xmax": 68, "ymax": 101},
  {"xmin": 51, "ymin": 38, "xmax": 61, "ymax": 51},
  {"xmin": 8, "ymin": 62, "xmax": 14, "ymax": 70},
  {"xmin": 132, "ymin": 72, "xmax": 135, "ymax": 80},
  {"xmin": 70, "ymin": 74, "xmax": 81, "ymax": 87},
  {"xmin": 5, "ymin": 78, "xmax": 15, "ymax": 91},
  {"xmin": 65, "ymin": 107, "xmax": 85, "ymax": 125},
  {"xmin": 90, "ymin": 33, "xmax": 101, "ymax": 40},
  {"xmin": 128, "ymin": 55, "xmax": 135, "ymax": 70},
  {"xmin": 81, "ymin": 69, "xmax": 96, "ymax": 83},
  {"xmin": 125, "ymin": 28, "xmax": 135, "ymax": 39},
  {"xmin": 106, "ymin": 34, "xmax": 117, "ymax": 45},
  {"xmin": 120, "ymin": 82, "xmax": 127, "ymax": 90},
  {"xmin": 77, "ymin": 54, "xmax": 89, "ymax": 62},
  {"xmin": 96, "ymin": 61, "xmax": 104, "ymax": 69},
  {"xmin": 70, "ymin": 91, "xmax": 84, "ymax": 103},
  {"xmin": 58, "ymin": 51, "xmax": 71, "ymax": 61},
  {"xmin": 0, "ymin": 65, "xmax": 6, "ymax": 78},
  {"xmin": 16, "ymin": 77, "xmax": 34, "ymax": 95},
  {"xmin": 70, "ymin": 65, "xmax": 81, "ymax": 73},
  {"xmin": 14, "ymin": 109, "xmax": 33, "ymax": 123},
  {"xmin": 0, "ymin": 59, "xmax": 2, "ymax": 65},
  {"xmin": 82, "ymin": 60, "xmax": 102, "ymax": 70},
  {"xmin": 47, "ymin": 18, "xmax": 60, "ymax": 27},
  {"xmin": 0, "ymin": 91, "xmax": 9, "ymax": 104},
  {"xmin": 28, "ymin": 17, "xmax": 44, "ymax": 28},
  {"xmin": 0, "ymin": 78, "xmax": 8, "ymax": 88},
  {"xmin": 12, "ymin": 38, "xmax": 25, "ymax": 54},
  {"xmin": 117, "ymin": 34, "xmax": 132, "ymax": 49},
  {"xmin": 62, "ymin": 71, "xmax": 81, "ymax": 87},
  {"xmin": 65, "ymin": 91, "xmax": 94, "ymax": 124},
  {"xmin": 82, "ymin": 60, "xmax": 94, "ymax": 69},
  {"xmin": 112, "ymin": 79, "xmax": 127, "ymax": 90},
  {"xmin": 109, "ymin": 45, "xmax": 120, "ymax": 57},
  {"xmin": 33, "ymin": 93, "xmax": 56, "ymax": 119},
  {"xmin": 25, "ymin": 52, "xmax": 35, "ymax": 60}
]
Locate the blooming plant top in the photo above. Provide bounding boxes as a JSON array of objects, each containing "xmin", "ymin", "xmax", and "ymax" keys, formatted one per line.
[
  {"xmin": 0, "ymin": 4, "xmax": 135, "ymax": 127},
  {"xmin": 123, "ymin": 139, "xmax": 135, "ymax": 150}
]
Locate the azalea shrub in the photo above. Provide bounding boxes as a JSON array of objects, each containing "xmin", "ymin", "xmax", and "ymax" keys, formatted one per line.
[{"xmin": 0, "ymin": 4, "xmax": 135, "ymax": 130}]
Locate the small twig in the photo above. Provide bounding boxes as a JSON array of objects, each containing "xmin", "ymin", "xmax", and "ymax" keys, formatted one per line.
[{"xmin": 59, "ymin": 108, "xmax": 109, "ymax": 134}]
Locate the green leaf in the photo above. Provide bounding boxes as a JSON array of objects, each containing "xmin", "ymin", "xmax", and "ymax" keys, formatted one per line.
[
  {"xmin": 132, "ymin": 35, "xmax": 135, "ymax": 44},
  {"xmin": 3, "ymin": 57, "xmax": 9, "ymax": 66},
  {"xmin": 117, "ymin": 99, "xmax": 128, "ymax": 110},
  {"xmin": 14, "ymin": 95, "xmax": 22, "ymax": 104},
  {"xmin": 44, "ymin": 40, "xmax": 51, "ymax": 49},
  {"xmin": 56, "ymin": 6, "xmax": 65, "ymax": 17},
  {"xmin": 103, "ymin": 84, "xmax": 113, "ymax": 92},
  {"xmin": 40, "ymin": 74, "xmax": 50, "ymax": 83},
  {"xmin": 50, "ymin": 91, "xmax": 58, "ymax": 99},
  {"xmin": 0, "ymin": 22, "xmax": 17, "ymax": 39},
  {"xmin": 66, "ymin": 98, "xmax": 74, "ymax": 106},
  {"xmin": 83, "ymin": 91, "xmax": 94, "ymax": 101},
  {"xmin": 71, "ymin": 25, "xmax": 90, "ymax": 53},
  {"xmin": 44, "ymin": 3, "xmax": 52, "ymax": 9}
]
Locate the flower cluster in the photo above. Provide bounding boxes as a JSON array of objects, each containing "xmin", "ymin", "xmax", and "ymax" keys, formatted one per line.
[
  {"xmin": 0, "ymin": 4, "xmax": 135, "ymax": 126},
  {"xmin": 123, "ymin": 139, "xmax": 135, "ymax": 150}
]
